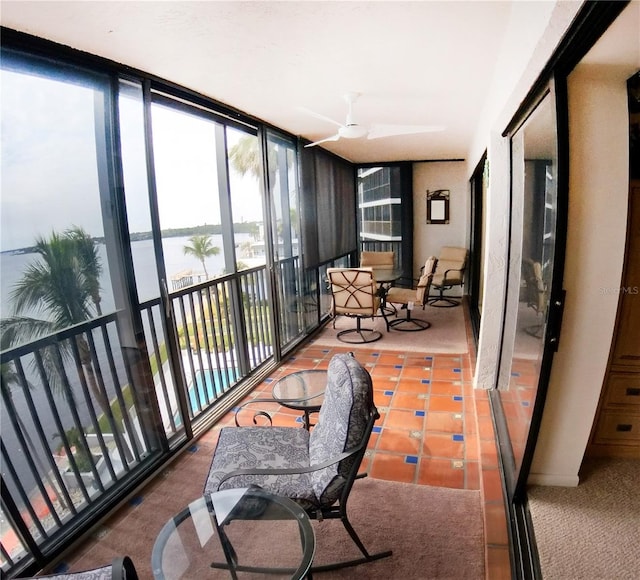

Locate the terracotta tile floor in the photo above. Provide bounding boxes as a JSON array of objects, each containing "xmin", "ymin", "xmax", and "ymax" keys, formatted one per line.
[
  {"xmin": 210, "ymin": 328, "xmax": 510, "ymax": 579},
  {"xmin": 58, "ymin": 309, "xmax": 510, "ymax": 579}
]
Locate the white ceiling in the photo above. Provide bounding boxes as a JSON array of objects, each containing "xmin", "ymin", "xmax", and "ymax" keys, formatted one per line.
[{"xmin": 1, "ymin": 1, "xmax": 555, "ymax": 163}]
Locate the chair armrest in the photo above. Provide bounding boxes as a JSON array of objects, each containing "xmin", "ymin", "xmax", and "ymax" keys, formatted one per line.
[
  {"xmin": 233, "ymin": 398, "xmax": 279, "ymax": 427},
  {"xmin": 112, "ymin": 556, "xmax": 138, "ymax": 580},
  {"xmin": 441, "ymin": 266, "xmax": 465, "ymax": 283},
  {"xmin": 216, "ymin": 439, "xmax": 367, "ymax": 490}
]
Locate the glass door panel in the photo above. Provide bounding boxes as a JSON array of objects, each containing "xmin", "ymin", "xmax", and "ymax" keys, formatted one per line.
[
  {"xmin": 496, "ymin": 91, "xmax": 559, "ymax": 494},
  {"xmin": 0, "ymin": 53, "xmax": 163, "ymax": 567},
  {"xmin": 266, "ymin": 131, "xmax": 305, "ymax": 350}
]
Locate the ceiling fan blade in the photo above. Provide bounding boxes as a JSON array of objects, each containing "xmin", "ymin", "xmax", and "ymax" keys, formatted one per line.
[
  {"xmin": 304, "ymin": 134, "xmax": 341, "ymax": 148},
  {"xmin": 297, "ymin": 106, "xmax": 344, "ymax": 128},
  {"xmin": 367, "ymin": 124, "xmax": 446, "ymax": 140}
]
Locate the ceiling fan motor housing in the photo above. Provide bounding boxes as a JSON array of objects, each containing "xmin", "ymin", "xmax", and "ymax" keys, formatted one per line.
[{"xmin": 339, "ymin": 125, "xmax": 368, "ymax": 139}]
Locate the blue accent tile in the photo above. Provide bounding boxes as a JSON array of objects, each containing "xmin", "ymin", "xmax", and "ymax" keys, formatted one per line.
[
  {"xmin": 425, "ymin": 356, "xmax": 433, "ymax": 360},
  {"xmin": 453, "ymin": 396, "xmax": 463, "ymax": 401},
  {"xmin": 394, "ymin": 364, "xmax": 403, "ymax": 369},
  {"xmin": 322, "ymin": 349, "xmax": 330, "ymax": 353},
  {"xmin": 52, "ymin": 563, "xmax": 70, "ymax": 574},
  {"xmin": 295, "ymin": 416, "xmax": 303, "ymax": 423},
  {"xmin": 265, "ymin": 378, "xmax": 274, "ymax": 383},
  {"xmin": 453, "ymin": 368, "xmax": 461, "ymax": 373},
  {"xmin": 188, "ymin": 444, "xmax": 199, "ymax": 453},
  {"xmin": 414, "ymin": 410, "xmax": 425, "ymax": 417},
  {"xmin": 384, "ymin": 390, "xmax": 394, "ymax": 396},
  {"xmin": 129, "ymin": 496, "xmax": 144, "ymax": 506},
  {"xmin": 405, "ymin": 455, "xmax": 418, "ymax": 464},
  {"xmin": 371, "ymin": 352, "xmax": 380, "ymax": 357},
  {"xmin": 372, "ymin": 426, "xmax": 382, "ymax": 433},
  {"xmin": 421, "ymin": 379, "xmax": 430, "ymax": 384},
  {"xmin": 522, "ymin": 401, "xmax": 530, "ymax": 407},
  {"xmin": 511, "ymin": 372, "xmax": 521, "ymax": 377},
  {"xmin": 452, "ymin": 434, "xmax": 464, "ymax": 442}
]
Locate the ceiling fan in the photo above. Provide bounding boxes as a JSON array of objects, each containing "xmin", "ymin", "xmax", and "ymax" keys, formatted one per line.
[{"xmin": 302, "ymin": 92, "xmax": 445, "ymax": 148}]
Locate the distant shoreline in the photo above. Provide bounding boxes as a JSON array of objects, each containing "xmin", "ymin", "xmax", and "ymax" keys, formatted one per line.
[{"xmin": 1, "ymin": 222, "xmax": 262, "ymax": 255}]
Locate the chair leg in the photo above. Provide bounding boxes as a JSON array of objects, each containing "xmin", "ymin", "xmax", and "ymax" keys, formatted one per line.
[
  {"xmin": 388, "ymin": 305, "xmax": 431, "ymax": 331},
  {"xmin": 310, "ymin": 512, "xmax": 393, "ymax": 572},
  {"xmin": 336, "ymin": 316, "xmax": 382, "ymax": 343},
  {"xmin": 427, "ymin": 285, "xmax": 461, "ymax": 307}
]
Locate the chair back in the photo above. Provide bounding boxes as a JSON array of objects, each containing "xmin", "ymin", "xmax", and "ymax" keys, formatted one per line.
[
  {"xmin": 308, "ymin": 353, "xmax": 376, "ymax": 506},
  {"xmin": 416, "ymin": 256, "xmax": 437, "ymax": 304},
  {"xmin": 433, "ymin": 246, "xmax": 468, "ymax": 285},
  {"xmin": 327, "ymin": 268, "xmax": 379, "ymax": 317},
  {"xmin": 360, "ymin": 250, "xmax": 395, "ymax": 268}
]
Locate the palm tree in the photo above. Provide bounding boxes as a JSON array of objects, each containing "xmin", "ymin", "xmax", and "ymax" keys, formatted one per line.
[
  {"xmin": 65, "ymin": 225, "xmax": 103, "ymax": 316},
  {"xmin": 1, "ymin": 228, "xmax": 128, "ymax": 457},
  {"xmin": 183, "ymin": 234, "xmax": 219, "ymax": 280}
]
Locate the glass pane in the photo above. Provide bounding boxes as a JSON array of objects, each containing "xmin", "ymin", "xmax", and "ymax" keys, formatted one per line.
[
  {"xmin": 1, "ymin": 55, "xmax": 162, "ymax": 566},
  {"xmin": 151, "ymin": 102, "xmax": 224, "ymax": 288},
  {"xmin": 498, "ymin": 93, "xmax": 557, "ymax": 478},
  {"xmin": 226, "ymin": 126, "xmax": 265, "ymax": 270},
  {"xmin": 267, "ymin": 132, "xmax": 305, "ymax": 347},
  {"xmin": 0, "ymin": 66, "xmax": 114, "ymax": 321},
  {"xmin": 119, "ymin": 81, "xmax": 160, "ymax": 303}
]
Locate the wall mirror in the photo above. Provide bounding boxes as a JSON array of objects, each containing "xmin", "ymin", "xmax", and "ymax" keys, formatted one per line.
[{"xmin": 426, "ymin": 189, "xmax": 450, "ymax": 224}]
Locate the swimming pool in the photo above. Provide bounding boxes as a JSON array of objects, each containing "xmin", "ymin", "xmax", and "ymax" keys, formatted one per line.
[
  {"xmin": 188, "ymin": 368, "xmax": 238, "ymax": 411},
  {"xmin": 173, "ymin": 368, "xmax": 238, "ymax": 427}
]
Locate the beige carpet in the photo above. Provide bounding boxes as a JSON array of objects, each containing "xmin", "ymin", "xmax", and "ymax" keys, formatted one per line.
[
  {"xmin": 314, "ymin": 303, "xmax": 469, "ymax": 354},
  {"xmin": 528, "ymin": 457, "xmax": 640, "ymax": 580},
  {"xmin": 66, "ymin": 445, "xmax": 484, "ymax": 579}
]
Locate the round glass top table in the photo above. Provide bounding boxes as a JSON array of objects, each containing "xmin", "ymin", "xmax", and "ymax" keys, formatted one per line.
[
  {"xmin": 271, "ymin": 369, "xmax": 327, "ymax": 430},
  {"xmin": 369, "ymin": 267, "xmax": 402, "ymax": 284},
  {"xmin": 151, "ymin": 487, "xmax": 315, "ymax": 579}
]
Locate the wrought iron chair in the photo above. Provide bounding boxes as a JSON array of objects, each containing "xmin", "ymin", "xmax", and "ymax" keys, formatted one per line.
[
  {"xmin": 385, "ymin": 256, "xmax": 437, "ymax": 331},
  {"xmin": 326, "ymin": 267, "xmax": 385, "ymax": 343},
  {"xmin": 428, "ymin": 246, "xmax": 468, "ymax": 307},
  {"xmin": 203, "ymin": 353, "xmax": 392, "ymax": 573},
  {"xmin": 19, "ymin": 556, "xmax": 138, "ymax": 579}
]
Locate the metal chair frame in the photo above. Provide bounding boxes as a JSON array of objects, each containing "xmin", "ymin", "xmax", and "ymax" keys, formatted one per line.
[{"xmin": 327, "ymin": 268, "xmax": 386, "ymax": 343}]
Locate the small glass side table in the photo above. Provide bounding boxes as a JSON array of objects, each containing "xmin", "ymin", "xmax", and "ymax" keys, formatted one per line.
[{"xmin": 271, "ymin": 369, "xmax": 327, "ymax": 430}]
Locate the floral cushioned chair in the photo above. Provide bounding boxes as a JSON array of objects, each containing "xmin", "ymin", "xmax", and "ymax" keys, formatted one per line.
[
  {"xmin": 203, "ymin": 352, "xmax": 392, "ymax": 572},
  {"xmin": 19, "ymin": 556, "xmax": 138, "ymax": 580}
]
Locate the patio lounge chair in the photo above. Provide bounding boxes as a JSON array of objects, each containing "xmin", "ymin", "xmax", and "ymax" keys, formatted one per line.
[
  {"xmin": 385, "ymin": 256, "xmax": 437, "ymax": 331},
  {"xmin": 203, "ymin": 352, "xmax": 392, "ymax": 572},
  {"xmin": 327, "ymin": 267, "xmax": 385, "ymax": 343}
]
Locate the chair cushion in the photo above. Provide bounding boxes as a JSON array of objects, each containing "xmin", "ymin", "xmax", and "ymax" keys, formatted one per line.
[
  {"xmin": 33, "ymin": 567, "xmax": 112, "ymax": 580},
  {"xmin": 204, "ymin": 426, "xmax": 317, "ymax": 505},
  {"xmin": 433, "ymin": 260, "xmax": 464, "ymax": 286},
  {"xmin": 309, "ymin": 354, "xmax": 372, "ymax": 506},
  {"xmin": 360, "ymin": 251, "xmax": 395, "ymax": 267},
  {"xmin": 439, "ymin": 246, "xmax": 468, "ymax": 262}
]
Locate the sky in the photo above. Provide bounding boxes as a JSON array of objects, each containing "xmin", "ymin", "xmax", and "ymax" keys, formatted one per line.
[{"xmin": 0, "ymin": 66, "xmax": 264, "ymax": 251}]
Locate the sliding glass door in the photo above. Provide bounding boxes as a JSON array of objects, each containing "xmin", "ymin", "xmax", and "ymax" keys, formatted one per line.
[{"xmin": 492, "ymin": 86, "xmax": 564, "ymax": 500}]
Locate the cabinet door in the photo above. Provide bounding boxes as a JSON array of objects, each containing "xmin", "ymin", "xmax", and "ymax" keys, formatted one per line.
[{"xmin": 612, "ymin": 184, "xmax": 640, "ymax": 368}]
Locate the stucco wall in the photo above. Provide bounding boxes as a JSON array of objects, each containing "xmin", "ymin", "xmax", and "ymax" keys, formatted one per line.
[{"xmin": 412, "ymin": 161, "xmax": 468, "ymax": 280}]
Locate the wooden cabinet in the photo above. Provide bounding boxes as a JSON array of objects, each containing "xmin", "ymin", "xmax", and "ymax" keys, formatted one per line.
[{"xmin": 588, "ymin": 182, "xmax": 640, "ymax": 458}]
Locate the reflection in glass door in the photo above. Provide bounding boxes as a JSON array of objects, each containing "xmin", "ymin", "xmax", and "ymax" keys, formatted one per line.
[{"xmin": 495, "ymin": 90, "xmax": 561, "ymax": 496}]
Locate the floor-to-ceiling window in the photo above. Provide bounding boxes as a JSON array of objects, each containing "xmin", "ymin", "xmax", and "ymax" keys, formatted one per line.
[
  {"xmin": 1, "ymin": 52, "xmax": 165, "ymax": 574},
  {"xmin": 356, "ymin": 163, "xmax": 413, "ymax": 279},
  {"xmin": 0, "ymin": 44, "xmax": 317, "ymax": 577}
]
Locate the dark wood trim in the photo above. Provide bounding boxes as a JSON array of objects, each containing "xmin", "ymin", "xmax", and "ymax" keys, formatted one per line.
[{"xmin": 468, "ymin": 152, "xmax": 486, "ymax": 343}]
